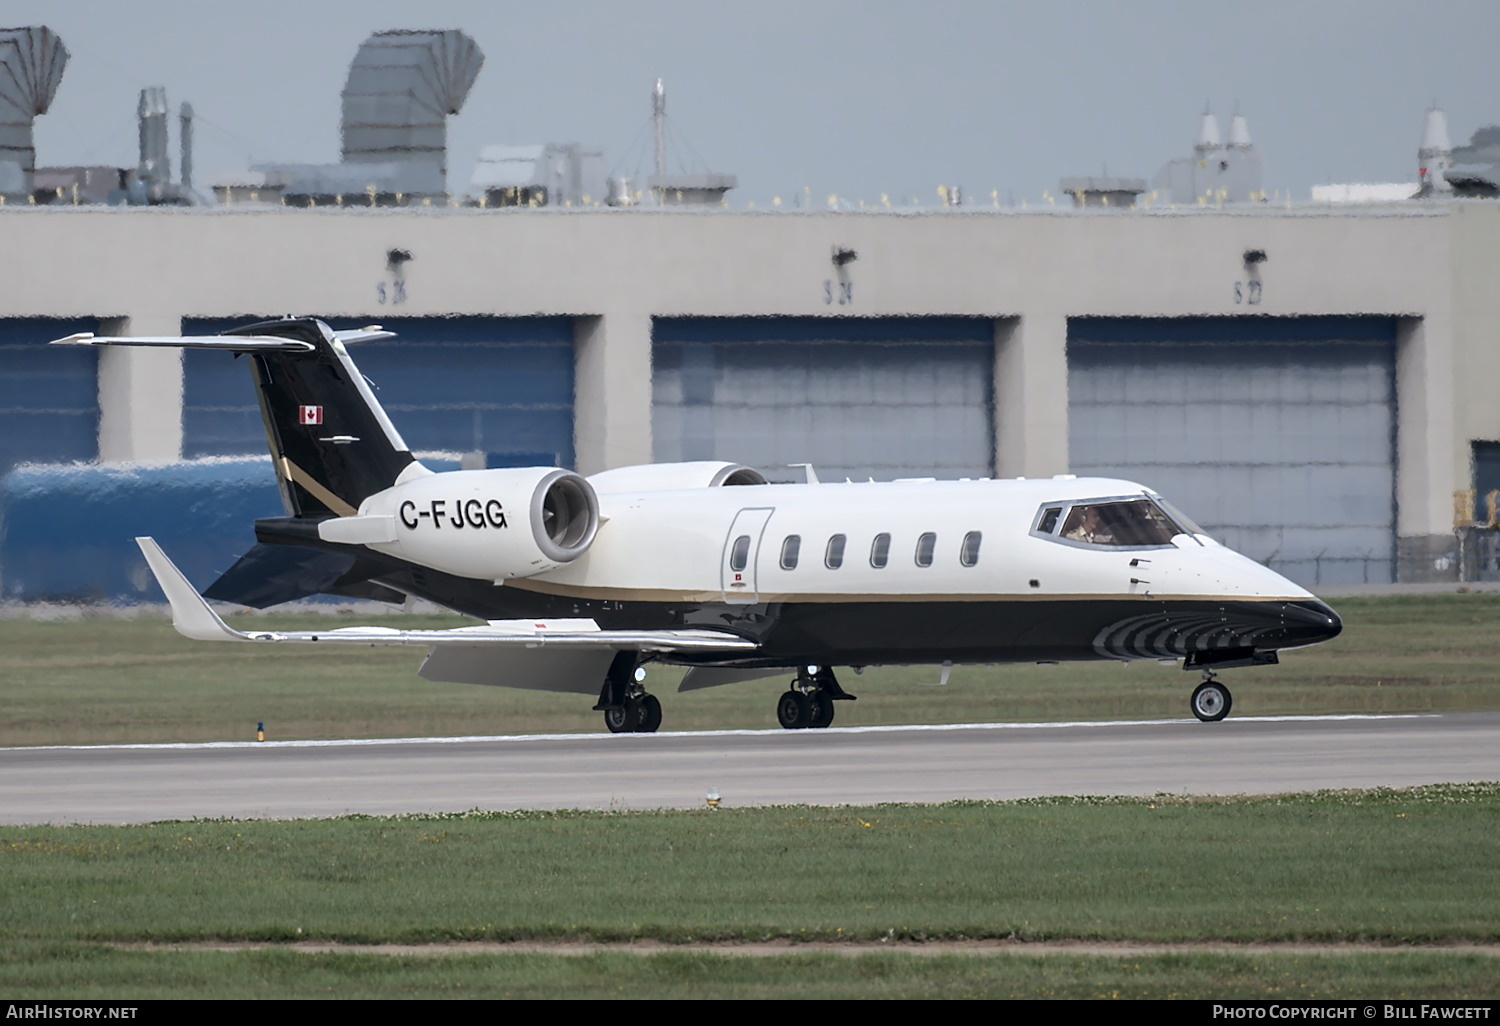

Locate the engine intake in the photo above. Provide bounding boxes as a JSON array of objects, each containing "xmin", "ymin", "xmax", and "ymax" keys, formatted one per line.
[{"xmin": 533, "ymin": 469, "xmax": 598, "ymax": 562}]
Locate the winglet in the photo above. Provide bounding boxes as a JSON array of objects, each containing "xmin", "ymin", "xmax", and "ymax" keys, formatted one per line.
[{"xmin": 135, "ymin": 537, "xmax": 249, "ymax": 642}]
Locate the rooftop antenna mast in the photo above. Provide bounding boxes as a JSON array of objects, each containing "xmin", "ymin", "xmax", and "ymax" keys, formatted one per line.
[{"xmin": 653, "ymin": 78, "xmax": 666, "ymax": 179}]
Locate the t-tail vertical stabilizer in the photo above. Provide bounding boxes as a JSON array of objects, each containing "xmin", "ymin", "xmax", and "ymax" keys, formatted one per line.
[{"xmin": 52, "ymin": 317, "xmax": 430, "ymax": 518}]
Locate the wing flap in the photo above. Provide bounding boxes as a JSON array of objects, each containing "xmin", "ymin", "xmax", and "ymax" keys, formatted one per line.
[{"xmin": 418, "ymin": 646, "xmax": 612, "ymax": 693}]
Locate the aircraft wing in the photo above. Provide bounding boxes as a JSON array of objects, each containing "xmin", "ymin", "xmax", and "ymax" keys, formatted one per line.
[{"xmin": 136, "ymin": 537, "xmax": 757, "ymax": 692}]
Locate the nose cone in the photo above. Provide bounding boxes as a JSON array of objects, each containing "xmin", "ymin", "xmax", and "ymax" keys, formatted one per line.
[{"xmin": 1281, "ymin": 598, "xmax": 1342, "ymax": 648}]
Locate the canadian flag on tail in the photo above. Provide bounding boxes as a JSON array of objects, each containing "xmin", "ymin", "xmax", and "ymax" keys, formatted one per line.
[{"xmin": 298, "ymin": 405, "xmax": 323, "ymax": 425}]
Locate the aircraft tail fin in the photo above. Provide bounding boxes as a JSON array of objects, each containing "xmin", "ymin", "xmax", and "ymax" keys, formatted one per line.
[{"xmin": 55, "ymin": 318, "xmax": 426, "ymax": 517}]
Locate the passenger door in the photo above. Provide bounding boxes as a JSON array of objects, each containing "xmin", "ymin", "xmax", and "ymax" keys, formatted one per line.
[{"xmin": 721, "ymin": 507, "xmax": 775, "ymax": 604}]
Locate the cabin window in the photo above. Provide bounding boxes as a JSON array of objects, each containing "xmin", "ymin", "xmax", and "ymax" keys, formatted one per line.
[
  {"xmin": 915, "ymin": 532, "xmax": 936, "ymax": 567},
  {"xmin": 1037, "ymin": 507, "xmax": 1062, "ymax": 534},
  {"xmin": 870, "ymin": 533, "xmax": 891, "ymax": 568},
  {"xmin": 825, "ymin": 534, "xmax": 847, "ymax": 569},
  {"xmin": 780, "ymin": 535, "xmax": 801, "ymax": 570},
  {"xmin": 960, "ymin": 531, "xmax": 982, "ymax": 567},
  {"xmin": 729, "ymin": 535, "xmax": 751, "ymax": 571}
]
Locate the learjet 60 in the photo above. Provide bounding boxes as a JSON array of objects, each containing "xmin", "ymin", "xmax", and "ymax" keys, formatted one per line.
[{"xmin": 54, "ymin": 318, "xmax": 1342, "ymax": 733}]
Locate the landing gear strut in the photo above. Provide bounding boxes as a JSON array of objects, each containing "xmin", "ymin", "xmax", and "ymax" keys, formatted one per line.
[
  {"xmin": 595, "ymin": 652, "xmax": 662, "ymax": 734},
  {"xmin": 1190, "ymin": 672, "xmax": 1233, "ymax": 722},
  {"xmin": 776, "ymin": 665, "xmax": 855, "ymax": 730}
]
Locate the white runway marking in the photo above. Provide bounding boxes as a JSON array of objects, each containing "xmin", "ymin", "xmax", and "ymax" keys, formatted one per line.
[{"xmin": 6, "ymin": 713, "xmax": 1433, "ymax": 753}]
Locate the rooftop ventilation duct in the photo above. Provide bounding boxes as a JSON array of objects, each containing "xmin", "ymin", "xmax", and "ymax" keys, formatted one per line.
[
  {"xmin": 1194, "ymin": 107, "xmax": 1221, "ymax": 155},
  {"xmin": 1228, "ymin": 111, "xmax": 1252, "ymax": 150},
  {"xmin": 0, "ymin": 26, "xmax": 69, "ymax": 198},
  {"xmin": 1418, "ymin": 105, "xmax": 1454, "ymax": 196},
  {"xmin": 340, "ymin": 29, "xmax": 483, "ymax": 194},
  {"xmin": 137, "ymin": 86, "xmax": 170, "ymax": 191}
]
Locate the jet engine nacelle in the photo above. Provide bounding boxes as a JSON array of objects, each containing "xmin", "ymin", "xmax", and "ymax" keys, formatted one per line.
[
  {"xmin": 588, "ymin": 461, "xmax": 767, "ymax": 494},
  {"xmin": 335, "ymin": 467, "xmax": 600, "ymax": 581}
]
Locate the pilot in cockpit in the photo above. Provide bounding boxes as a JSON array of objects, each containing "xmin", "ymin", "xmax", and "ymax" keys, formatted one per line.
[{"xmin": 1063, "ymin": 505, "xmax": 1114, "ymax": 545}]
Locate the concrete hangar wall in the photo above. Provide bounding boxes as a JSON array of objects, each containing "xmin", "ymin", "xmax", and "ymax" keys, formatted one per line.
[{"xmin": 1, "ymin": 202, "xmax": 1496, "ymax": 592}]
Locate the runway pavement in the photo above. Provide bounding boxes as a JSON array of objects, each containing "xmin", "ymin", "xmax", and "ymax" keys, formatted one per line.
[{"xmin": 2, "ymin": 712, "xmax": 1497, "ymax": 825}]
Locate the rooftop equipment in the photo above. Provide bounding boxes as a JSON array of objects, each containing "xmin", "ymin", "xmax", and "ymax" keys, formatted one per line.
[
  {"xmin": 137, "ymin": 86, "xmax": 171, "ymax": 196},
  {"xmin": 644, "ymin": 79, "xmax": 736, "ymax": 206},
  {"xmin": 1417, "ymin": 105, "xmax": 1455, "ymax": 197},
  {"xmin": 1059, "ymin": 176, "xmax": 1147, "ymax": 208},
  {"xmin": 468, "ymin": 143, "xmax": 605, "ymax": 207},
  {"xmin": 122, "ymin": 86, "xmax": 195, "ymax": 205},
  {"xmin": 1428, "ymin": 110, "xmax": 1500, "ymax": 199},
  {"xmin": 254, "ymin": 29, "xmax": 482, "ymax": 203},
  {"xmin": 340, "ymin": 29, "xmax": 484, "ymax": 195},
  {"xmin": 0, "ymin": 25, "xmax": 68, "ymax": 200},
  {"xmin": 1153, "ymin": 105, "xmax": 1265, "ymax": 204}
]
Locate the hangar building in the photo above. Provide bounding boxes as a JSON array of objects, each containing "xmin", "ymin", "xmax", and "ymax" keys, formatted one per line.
[{"xmin": 1, "ymin": 200, "xmax": 1497, "ymax": 595}]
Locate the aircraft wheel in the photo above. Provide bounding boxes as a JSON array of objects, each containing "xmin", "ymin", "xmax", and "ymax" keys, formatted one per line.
[
  {"xmin": 809, "ymin": 693, "xmax": 835, "ymax": 728},
  {"xmin": 604, "ymin": 701, "xmax": 642, "ymax": 734},
  {"xmin": 637, "ymin": 694, "xmax": 663, "ymax": 733},
  {"xmin": 1190, "ymin": 680, "xmax": 1232, "ymax": 722},
  {"xmin": 776, "ymin": 690, "xmax": 813, "ymax": 729}
]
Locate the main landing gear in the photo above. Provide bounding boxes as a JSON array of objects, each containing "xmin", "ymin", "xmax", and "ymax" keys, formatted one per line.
[
  {"xmin": 603, "ymin": 693, "xmax": 662, "ymax": 734},
  {"xmin": 595, "ymin": 652, "xmax": 662, "ymax": 734},
  {"xmin": 1190, "ymin": 671, "xmax": 1233, "ymax": 722},
  {"xmin": 776, "ymin": 665, "xmax": 856, "ymax": 730}
]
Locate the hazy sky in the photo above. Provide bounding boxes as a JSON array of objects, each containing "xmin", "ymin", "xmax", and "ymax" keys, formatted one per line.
[{"xmin": 12, "ymin": 0, "xmax": 1500, "ymax": 205}]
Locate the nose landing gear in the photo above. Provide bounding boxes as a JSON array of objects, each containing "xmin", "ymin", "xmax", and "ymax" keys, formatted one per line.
[{"xmin": 1190, "ymin": 672, "xmax": 1233, "ymax": 722}]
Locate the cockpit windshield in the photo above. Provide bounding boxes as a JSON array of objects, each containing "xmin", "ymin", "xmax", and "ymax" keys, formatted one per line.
[
  {"xmin": 1150, "ymin": 493, "xmax": 1208, "ymax": 540},
  {"xmin": 1046, "ymin": 497, "xmax": 1189, "ymax": 548}
]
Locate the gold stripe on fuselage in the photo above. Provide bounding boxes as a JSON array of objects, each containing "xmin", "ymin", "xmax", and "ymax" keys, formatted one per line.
[{"xmin": 503, "ymin": 577, "xmax": 1305, "ymax": 605}]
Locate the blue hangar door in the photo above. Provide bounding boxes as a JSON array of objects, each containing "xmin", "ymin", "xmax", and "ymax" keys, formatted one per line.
[
  {"xmin": 181, "ymin": 316, "xmax": 577, "ymax": 468},
  {"xmin": 653, "ymin": 317, "xmax": 995, "ymax": 482},
  {"xmin": 1067, "ymin": 316, "xmax": 1397, "ymax": 587},
  {"xmin": 0, "ymin": 317, "xmax": 101, "ymax": 474}
]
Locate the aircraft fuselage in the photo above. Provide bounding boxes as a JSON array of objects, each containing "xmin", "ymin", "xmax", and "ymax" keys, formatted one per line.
[{"xmin": 353, "ymin": 475, "xmax": 1341, "ymax": 669}]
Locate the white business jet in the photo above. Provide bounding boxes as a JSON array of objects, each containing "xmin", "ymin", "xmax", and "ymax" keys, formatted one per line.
[{"xmin": 55, "ymin": 319, "xmax": 1342, "ymax": 733}]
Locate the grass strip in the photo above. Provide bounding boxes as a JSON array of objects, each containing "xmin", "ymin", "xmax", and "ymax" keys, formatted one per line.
[
  {"xmin": 2, "ymin": 946, "xmax": 1496, "ymax": 1000},
  {"xmin": 2, "ymin": 785, "xmax": 1496, "ymax": 947}
]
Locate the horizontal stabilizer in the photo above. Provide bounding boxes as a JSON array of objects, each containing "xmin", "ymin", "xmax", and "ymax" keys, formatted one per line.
[
  {"xmin": 52, "ymin": 327, "xmax": 394, "ymax": 351},
  {"xmin": 51, "ymin": 333, "xmax": 317, "ymax": 353}
]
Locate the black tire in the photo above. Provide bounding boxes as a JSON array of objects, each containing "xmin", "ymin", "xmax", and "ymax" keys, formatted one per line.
[
  {"xmin": 809, "ymin": 693, "xmax": 835, "ymax": 728},
  {"xmin": 637, "ymin": 694, "xmax": 663, "ymax": 733},
  {"xmin": 604, "ymin": 701, "xmax": 642, "ymax": 733},
  {"xmin": 1190, "ymin": 680, "xmax": 1232, "ymax": 722},
  {"xmin": 776, "ymin": 690, "xmax": 813, "ymax": 729}
]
